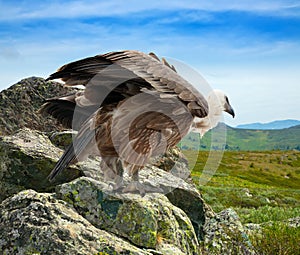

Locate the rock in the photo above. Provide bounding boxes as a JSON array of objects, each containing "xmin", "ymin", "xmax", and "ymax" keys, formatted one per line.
[
  {"xmin": 245, "ymin": 216, "xmax": 300, "ymax": 233},
  {"xmin": 203, "ymin": 208, "xmax": 256, "ymax": 255},
  {"xmin": 244, "ymin": 223, "xmax": 261, "ymax": 233},
  {"xmin": 138, "ymin": 165, "xmax": 215, "ymax": 241},
  {"xmin": 0, "ymin": 128, "xmax": 212, "ymax": 254},
  {"xmin": 241, "ymin": 188, "xmax": 253, "ymax": 198},
  {"xmin": 0, "ymin": 130, "xmax": 257, "ymax": 254},
  {"xmin": 49, "ymin": 130, "xmax": 77, "ymax": 149},
  {"xmin": 150, "ymin": 147, "xmax": 190, "ymax": 180},
  {"xmin": 0, "ymin": 128, "xmax": 82, "ymax": 202},
  {"xmin": 0, "ymin": 77, "xmax": 79, "ymax": 135},
  {"xmin": 287, "ymin": 217, "xmax": 300, "ymax": 228},
  {"xmin": 166, "ymin": 186, "xmax": 214, "ymax": 241},
  {"xmin": 0, "ymin": 127, "xmax": 212, "ymax": 243},
  {"xmin": 84, "ymin": 158, "xmax": 212, "ymax": 243},
  {"xmin": 0, "ymin": 189, "xmax": 151, "ymax": 255},
  {"xmin": 55, "ymin": 177, "xmax": 200, "ymax": 254}
]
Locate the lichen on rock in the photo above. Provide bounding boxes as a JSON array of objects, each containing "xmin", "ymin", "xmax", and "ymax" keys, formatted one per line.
[
  {"xmin": 203, "ymin": 208, "xmax": 256, "ymax": 255},
  {"xmin": 0, "ymin": 77, "xmax": 79, "ymax": 136},
  {"xmin": 0, "ymin": 126, "xmax": 258, "ymax": 254},
  {"xmin": 0, "ymin": 128, "xmax": 82, "ymax": 202},
  {"xmin": 0, "ymin": 189, "xmax": 152, "ymax": 255},
  {"xmin": 55, "ymin": 177, "xmax": 200, "ymax": 254}
]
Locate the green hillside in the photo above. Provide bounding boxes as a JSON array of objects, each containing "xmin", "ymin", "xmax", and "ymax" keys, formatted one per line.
[
  {"xmin": 185, "ymin": 150, "xmax": 300, "ymax": 221},
  {"xmin": 185, "ymin": 150, "xmax": 300, "ymax": 254},
  {"xmin": 180, "ymin": 124, "xmax": 300, "ymax": 151}
]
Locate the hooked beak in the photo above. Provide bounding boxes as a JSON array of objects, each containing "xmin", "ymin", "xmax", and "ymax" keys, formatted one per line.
[{"xmin": 225, "ymin": 103, "xmax": 235, "ymax": 118}]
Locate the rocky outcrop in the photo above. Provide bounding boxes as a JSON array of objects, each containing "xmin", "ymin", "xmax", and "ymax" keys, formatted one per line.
[
  {"xmin": 56, "ymin": 177, "xmax": 200, "ymax": 254},
  {"xmin": 0, "ymin": 77, "xmax": 79, "ymax": 135},
  {"xmin": 0, "ymin": 78, "xmax": 256, "ymax": 254},
  {"xmin": 0, "ymin": 189, "xmax": 152, "ymax": 255},
  {"xmin": 0, "ymin": 128, "xmax": 205, "ymax": 254},
  {"xmin": 0, "ymin": 128, "xmax": 257, "ymax": 254},
  {"xmin": 0, "ymin": 128, "xmax": 82, "ymax": 202}
]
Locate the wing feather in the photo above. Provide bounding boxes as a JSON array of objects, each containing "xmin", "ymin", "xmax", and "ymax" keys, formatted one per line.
[{"xmin": 46, "ymin": 50, "xmax": 208, "ymax": 118}]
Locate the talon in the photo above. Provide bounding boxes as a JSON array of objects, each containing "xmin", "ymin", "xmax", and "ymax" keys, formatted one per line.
[
  {"xmin": 109, "ymin": 178, "xmax": 124, "ymax": 192},
  {"xmin": 122, "ymin": 181, "xmax": 146, "ymax": 196}
]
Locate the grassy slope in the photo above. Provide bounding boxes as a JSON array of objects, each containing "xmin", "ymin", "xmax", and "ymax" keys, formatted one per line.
[
  {"xmin": 187, "ymin": 150, "xmax": 300, "ymax": 254},
  {"xmin": 184, "ymin": 150, "xmax": 300, "ymax": 223},
  {"xmin": 181, "ymin": 124, "xmax": 300, "ymax": 151}
]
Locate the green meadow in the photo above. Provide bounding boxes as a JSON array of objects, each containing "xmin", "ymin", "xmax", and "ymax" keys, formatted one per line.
[{"xmin": 184, "ymin": 150, "xmax": 300, "ymax": 254}]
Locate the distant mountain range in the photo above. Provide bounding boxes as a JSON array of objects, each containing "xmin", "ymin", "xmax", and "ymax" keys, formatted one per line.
[
  {"xmin": 236, "ymin": 119, "xmax": 300, "ymax": 130},
  {"xmin": 181, "ymin": 123, "xmax": 300, "ymax": 151}
]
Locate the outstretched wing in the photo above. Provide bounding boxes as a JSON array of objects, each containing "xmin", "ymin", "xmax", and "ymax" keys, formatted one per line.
[{"xmin": 46, "ymin": 50, "xmax": 208, "ymax": 118}]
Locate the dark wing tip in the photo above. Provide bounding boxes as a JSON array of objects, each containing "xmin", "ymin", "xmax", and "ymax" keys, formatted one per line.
[
  {"xmin": 48, "ymin": 143, "xmax": 76, "ymax": 181},
  {"xmin": 38, "ymin": 98, "xmax": 77, "ymax": 129}
]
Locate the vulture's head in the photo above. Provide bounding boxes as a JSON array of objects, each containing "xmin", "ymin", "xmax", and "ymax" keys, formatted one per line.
[
  {"xmin": 191, "ymin": 89, "xmax": 235, "ymax": 136},
  {"xmin": 208, "ymin": 89, "xmax": 235, "ymax": 118}
]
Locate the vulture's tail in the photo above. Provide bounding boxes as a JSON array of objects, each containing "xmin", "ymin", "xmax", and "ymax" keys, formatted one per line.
[{"xmin": 48, "ymin": 124, "xmax": 96, "ymax": 181}]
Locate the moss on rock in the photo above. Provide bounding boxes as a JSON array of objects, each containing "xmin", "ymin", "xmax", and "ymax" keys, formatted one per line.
[
  {"xmin": 0, "ymin": 190, "xmax": 151, "ymax": 255},
  {"xmin": 56, "ymin": 177, "xmax": 200, "ymax": 254},
  {"xmin": 0, "ymin": 128, "xmax": 82, "ymax": 202}
]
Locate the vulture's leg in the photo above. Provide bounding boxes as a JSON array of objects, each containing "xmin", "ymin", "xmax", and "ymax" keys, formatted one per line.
[
  {"xmin": 122, "ymin": 169, "xmax": 164, "ymax": 195},
  {"xmin": 122, "ymin": 165, "xmax": 146, "ymax": 196},
  {"xmin": 122, "ymin": 163, "xmax": 164, "ymax": 195},
  {"xmin": 101, "ymin": 156, "xmax": 124, "ymax": 190}
]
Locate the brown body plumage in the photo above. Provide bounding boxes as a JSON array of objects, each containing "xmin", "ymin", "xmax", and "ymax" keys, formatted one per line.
[{"xmin": 40, "ymin": 50, "xmax": 211, "ymax": 194}]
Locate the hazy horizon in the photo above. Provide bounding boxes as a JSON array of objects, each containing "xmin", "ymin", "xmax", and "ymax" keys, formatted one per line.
[{"xmin": 1, "ymin": 0, "xmax": 299, "ymax": 126}]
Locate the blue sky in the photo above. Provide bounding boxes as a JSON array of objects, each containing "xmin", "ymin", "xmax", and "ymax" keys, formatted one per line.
[{"xmin": 0, "ymin": 0, "xmax": 299, "ymax": 126}]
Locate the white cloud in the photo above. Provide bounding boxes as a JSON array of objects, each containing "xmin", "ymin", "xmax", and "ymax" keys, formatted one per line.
[{"xmin": 0, "ymin": 0, "xmax": 299, "ymax": 21}]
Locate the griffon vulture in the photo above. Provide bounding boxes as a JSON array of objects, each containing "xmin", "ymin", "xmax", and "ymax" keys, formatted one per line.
[{"xmin": 40, "ymin": 50, "xmax": 235, "ymax": 194}]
